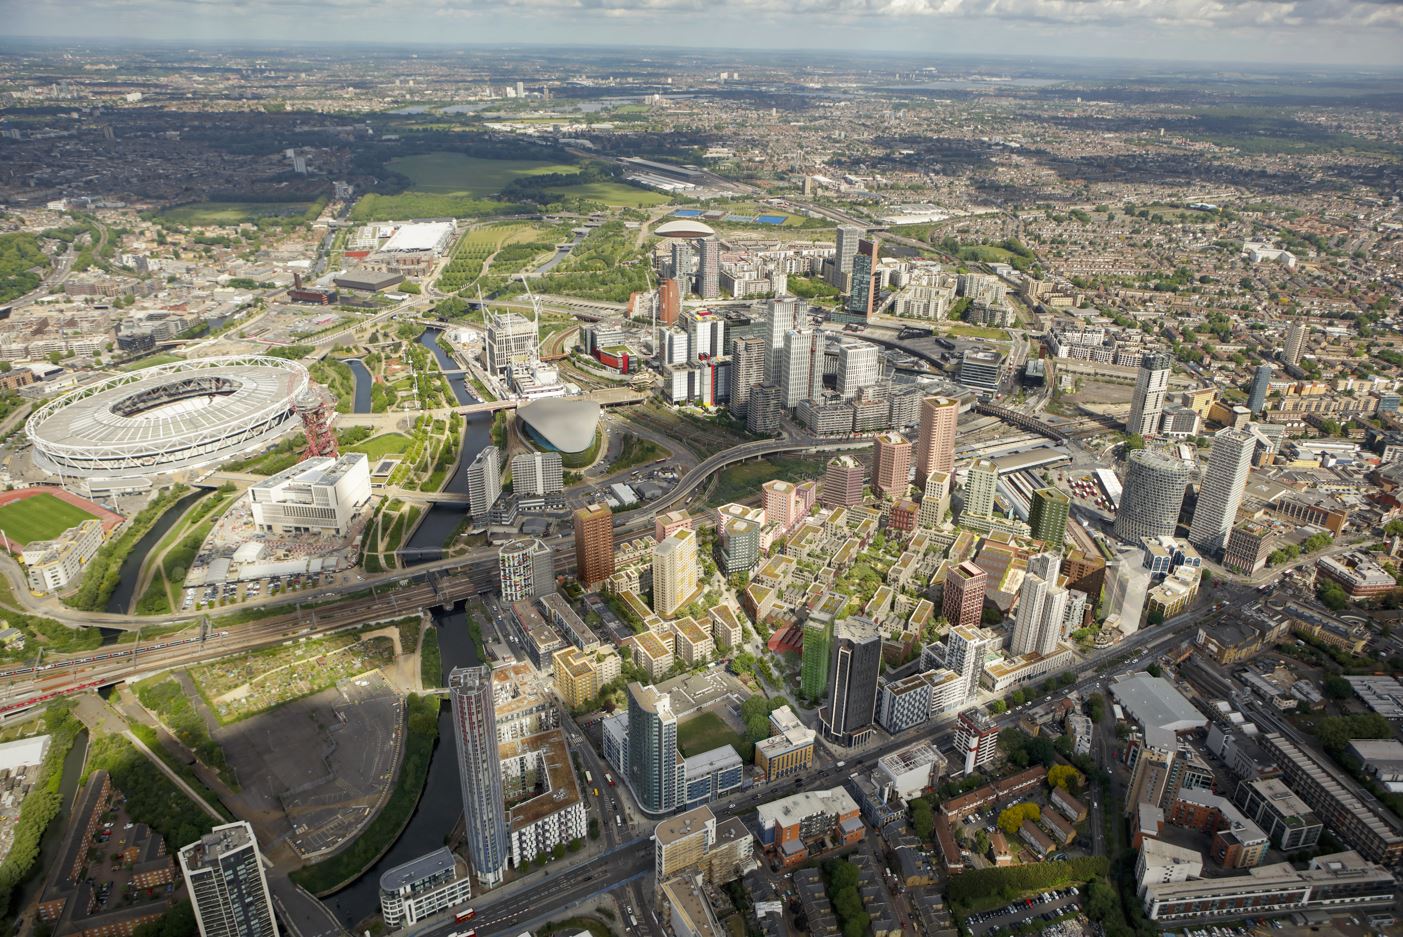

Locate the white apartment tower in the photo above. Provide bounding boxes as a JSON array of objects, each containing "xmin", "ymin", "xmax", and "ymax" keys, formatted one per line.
[
  {"xmin": 1127, "ymin": 352, "xmax": 1173, "ymax": 438},
  {"xmin": 836, "ymin": 340, "xmax": 880, "ymax": 400},
  {"xmin": 509, "ymin": 451, "xmax": 564, "ymax": 496},
  {"xmin": 962, "ymin": 458, "xmax": 999, "ymax": 520},
  {"xmin": 467, "ymin": 445, "xmax": 502, "ymax": 522},
  {"xmin": 1188, "ymin": 428, "xmax": 1255, "ymax": 556}
]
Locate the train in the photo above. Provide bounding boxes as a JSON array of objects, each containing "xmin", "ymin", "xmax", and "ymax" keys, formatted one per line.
[
  {"xmin": 0, "ymin": 631, "xmax": 227, "ymax": 681},
  {"xmin": 0, "ymin": 680, "xmax": 102, "ymax": 715}
]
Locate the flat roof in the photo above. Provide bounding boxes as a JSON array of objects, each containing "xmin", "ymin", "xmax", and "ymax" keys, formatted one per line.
[
  {"xmin": 379, "ymin": 846, "xmax": 455, "ymax": 892},
  {"xmin": 1111, "ymin": 672, "xmax": 1206, "ymax": 750},
  {"xmin": 756, "ymin": 787, "xmax": 857, "ymax": 830}
]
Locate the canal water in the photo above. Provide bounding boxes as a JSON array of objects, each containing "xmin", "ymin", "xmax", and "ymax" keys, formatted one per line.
[
  {"xmin": 399, "ymin": 329, "xmax": 491, "ymax": 565},
  {"xmin": 13, "ymin": 729, "xmax": 89, "ymax": 924},
  {"xmin": 345, "ymin": 359, "xmax": 373, "ymax": 414},
  {"xmin": 105, "ymin": 488, "xmax": 208, "ymax": 615},
  {"xmin": 323, "ymin": 605, "xmax": 478, "ymax": 926}
]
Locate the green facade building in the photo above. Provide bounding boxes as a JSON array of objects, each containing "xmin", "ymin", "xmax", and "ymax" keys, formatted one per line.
[{"xmin": 1028, "ymin": 487, "xmax": 1070, "ymax": 546}]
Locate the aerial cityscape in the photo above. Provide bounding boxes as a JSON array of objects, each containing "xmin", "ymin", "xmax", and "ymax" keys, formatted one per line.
[{"xmin": 0, "ymin": 27, "xmax": 1400, "ymax": 937}]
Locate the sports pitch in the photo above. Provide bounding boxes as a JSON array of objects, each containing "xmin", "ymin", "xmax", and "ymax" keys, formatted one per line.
[{"xmin": 0, "ymin": 493, "xmax": 99, "ymax": 547}]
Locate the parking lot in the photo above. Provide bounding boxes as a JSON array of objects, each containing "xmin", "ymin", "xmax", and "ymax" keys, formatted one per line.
[
  {"xmin": 217, "ymin": 672, "xmax": 404, "ymax": 859},
  {"xmin": 182, "ymin": 572, "xmax": 330, "ymax": 611},
  {"xmin": 967, "ymin": 887, "xmax": 1084, "ymax": 937}
]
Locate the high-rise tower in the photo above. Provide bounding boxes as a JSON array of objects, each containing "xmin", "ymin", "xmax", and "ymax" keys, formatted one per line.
[
  {"xmin": 573, "ymin": 504, "xmax": 615, "ymax": 587},
  {"xmin": 819, "ymin": 616, "xmax": 882, "ymax": 745},
  {"xmin": 627, "ymin": 682, "xmax": 679, "ymax": 814},
  {"xmin": 1127, "ymin": 351, "xmax": 1172, "ymax": 438},
  {"xmin": 872, "ymin": 431, "xmax": 912, "ymax": 499},
  {"xmin": 1188, "ymin": 428, "xmax": 1256, "ymax": 557},
  {"xmin": 1028, "ymin": 488, "xmax": 1070, "ymax": 546},
  {"xmin": 178, "ymin": 822, "xmax": 279, "ymax": 937},
  {"xmin": 449, "ymin": 666, "xmax": 509, "ymax": 886},
  {"xmin": 916, "ymin": 396, "xmax": 959, "ymax": 479},
  {"xmin": 1114, "ymin": 449, "xmax": 1189, "ymax": 543}
]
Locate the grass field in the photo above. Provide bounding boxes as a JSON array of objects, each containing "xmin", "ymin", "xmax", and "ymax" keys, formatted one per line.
[
  {"xmin": 545, "ymin": 181, "xmax": 670, "ymax": 208},
  {"xmin": 705, "ymin": 455, "xmax": 828, "ymax": 509},
  {"xmin": 677, "ymin": 711, "xmax": 745, "ymax": 758},
  {"xmin": 942, "ymin": 323, "xmax": 1012, "ymax": 341},
  {"xmin": 0, "ymin": 494, "xmax": 99, "ymax": 546},
  {"xmin": 117, "ymin": 352, "xmax": 183, "ymax": 371},
  {"xmin": 344, "ymin": 433, "xmax": 413, "ymax": 461},
  {"xmin": 389, "ymin": 153, "xmax": 579, "ymax": 196},
  {"xmin": 156, "ymin": 201, "xmax": 314, "ymax": 226}
]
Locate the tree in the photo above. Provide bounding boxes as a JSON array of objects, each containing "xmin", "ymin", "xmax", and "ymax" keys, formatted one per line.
[
  {"xmin": 911, "ymin": 799, "xmax": 935, "ymax": 840},
  {"xmin": 1124, "ymin": 433, "xmax": 1145, "ymax": 452},
  {"xmin": 1323, "ymin": 674, "xmax": 1353, "ymax": 700},
  {"xmin": 1048, "ymin": 764, "xmax": 1083, "ymax": 791},
  {"xmin": 990, "ymin": 699, "xmax": 1008, "ymax": 714},
  {"xmin": 997, "ymin": 802, "xmax": 1040, "ymax": 835}
]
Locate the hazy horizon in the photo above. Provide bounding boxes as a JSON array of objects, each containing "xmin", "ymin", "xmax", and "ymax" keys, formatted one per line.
[{"xmin": 3, "ymin": 0, "xmax": 1403, "ymax": 71}]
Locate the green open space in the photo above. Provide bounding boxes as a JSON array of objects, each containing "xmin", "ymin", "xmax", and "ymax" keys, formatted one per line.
[
  {"xmin": 133, "ymin": 674, "xmax": 235, "ymax": 787},
  {"xmin": 388, "ymin": 152, "xmax": 579, "ymax": 196},
  {"xmin": 344, "ymin": 432, "xmax": 414, "ymax": 461},
  {"xmin": 941, "ymin": 322, "xmax": 1011, "ymax": 341},
  {"xmin": 611, "ymin": 435, "xmax": 669, "ymax": 473},
  {"xmin": 0, "ymin": 233, "xmax": 50, "ymax": 305},
  {"xmin": 676, "ymin": 710, "xmax": 745, "ymax": 758},
  {"xmin": 117, "ymin": 352, "xmax": 184, "ymax": 371},
  {"xmin": 545, "ymin": 181, "xmax": 670, "ymax": 208},
  {"xmin": 705, "ymin": 455, "xmax": 826, "ymax": 509},
  {"xmin": 188, "ymin": 629, "xmax": 396, "ymax": 723},
  {"xmin": 155, "ymin": 201, "xmax": 316, "ymax": 226},
  {"xmin": 0, "ymin": 493, "xmax": 98, "ymax": 547}
]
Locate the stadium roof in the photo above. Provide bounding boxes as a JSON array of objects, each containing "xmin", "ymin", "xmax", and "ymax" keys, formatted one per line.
[
  {"xmin": 1110, "ymin": 672, "xmax": 1205, "ymax": 750},
  {"xmin": 654, "ymin": 219, "xmax": 716, "ymax": 239},
  {"xmin": 517, "ymin": 397, "xmax": 601, "ymax": 454}
]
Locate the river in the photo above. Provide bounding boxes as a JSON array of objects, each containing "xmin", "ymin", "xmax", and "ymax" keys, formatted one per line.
[
  {"xmin": 105, "ymin": 489, "xmax": 208, "ymax": 615},
  {"xmin": 345, "ymin": 359, "xmax": 373, "ymax": 414},
  {"xmin": 323, "ymin": 605, "xmax": 478, "ymax": 927},
  {"xmin": 399, "ymin": 329, "xmax": 491, "ymax": 566}
]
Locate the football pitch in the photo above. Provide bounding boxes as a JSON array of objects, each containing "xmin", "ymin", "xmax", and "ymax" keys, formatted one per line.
[{"xmin": 0, "ymin": 493, "xmax": 99, "ymax": 547}]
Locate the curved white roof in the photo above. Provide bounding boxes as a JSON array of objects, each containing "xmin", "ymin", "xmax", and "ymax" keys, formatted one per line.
[
  {"xmin": 654, "ymin": 220, "xmax": 716, "ymax": 239},
  {"xmin": 517, "ymin": 397, "xmax": 601, "ymax": 454}
]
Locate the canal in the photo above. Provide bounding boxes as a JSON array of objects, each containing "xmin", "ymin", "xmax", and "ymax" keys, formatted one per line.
[
  {"xmin": 323, "ymin": 605, "xmax": 478, "ymax": 927},
  {"xmin": 12, "ymin": 729, "xmax": 89, "ymax": 923},
  {"xmin": 399, "ymin": 328, "xmax": 491, "ymax": 565},
  {"xmin": 345, "ymin": 359, "xmax": 373, "ymax": 414},
  {"xmin": 105, "ymin": 488, "xmax": 208, "ymax": 615}
]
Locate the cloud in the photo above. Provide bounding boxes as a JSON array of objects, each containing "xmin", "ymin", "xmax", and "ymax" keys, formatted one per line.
[{"xmin": 18, "ymin": 0, "xmax": 1403, "ymax": 27}]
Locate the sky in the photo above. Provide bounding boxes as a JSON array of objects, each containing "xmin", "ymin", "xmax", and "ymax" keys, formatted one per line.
[{"xmin": 3, "ymin": 0, "xmax": 1403, "ymax": 69}]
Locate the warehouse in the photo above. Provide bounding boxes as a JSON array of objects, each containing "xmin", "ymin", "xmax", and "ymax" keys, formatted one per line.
[{"xmin": 334, "ymin": 269, "xmax": 405, "ymax": 292}]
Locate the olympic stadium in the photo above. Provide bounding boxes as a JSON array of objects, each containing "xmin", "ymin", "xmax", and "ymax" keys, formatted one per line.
[{"xmin": 26, "ymin": 356, "xmax": 310, "ymax": 479}]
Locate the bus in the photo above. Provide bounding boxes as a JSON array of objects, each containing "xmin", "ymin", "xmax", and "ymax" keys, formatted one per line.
[
  {"xmin": 455, "ymin": 908, "xmax": 476, "ymax": 923},
  {"xmin": 584, "ymin": 770, "xmax": 594, "ymax": 785}
]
